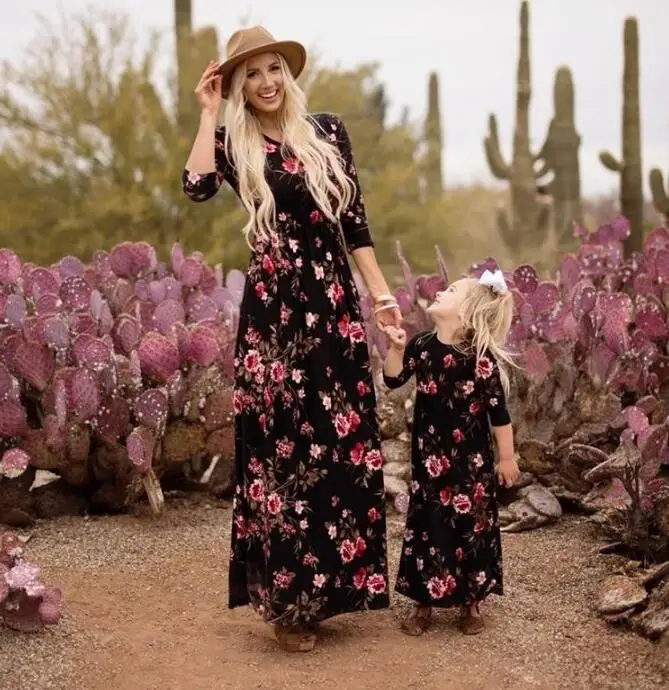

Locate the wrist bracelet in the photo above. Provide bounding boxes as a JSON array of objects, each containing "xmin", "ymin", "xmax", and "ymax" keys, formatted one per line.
[
  {"xmin": 373, "ymin": 302, "xmax": 398, "ymax": 315},
  {"xmin": 373, "ymin": 293, "xmax": 395, "ymax": 305}
]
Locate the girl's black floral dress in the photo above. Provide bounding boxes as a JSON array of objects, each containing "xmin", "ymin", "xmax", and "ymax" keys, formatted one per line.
[
  {"xmin": 383, "ymin": 331, "xmax": 510, "ymax": 607},
  {"xmin": 182, "ymin": 113, "xmax": 389, "ymax": 625}
]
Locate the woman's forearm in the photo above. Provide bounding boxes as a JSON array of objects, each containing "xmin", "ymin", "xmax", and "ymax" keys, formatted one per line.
[
  {"xmin": 383, "ymin": 346, "xmax": 404, "ymax": 378},
  {"xmin": 350, "ymin": 247, "xmax": 390, "ymax": 299},
  {"xmin": 185, "ymin": 111, "xmax": 219, "ymax": 173}
]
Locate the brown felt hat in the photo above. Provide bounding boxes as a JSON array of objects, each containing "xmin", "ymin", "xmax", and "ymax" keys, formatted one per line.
[{"xmin": 218, "ymin": 26, "xmax": 307, "ymax": 98}]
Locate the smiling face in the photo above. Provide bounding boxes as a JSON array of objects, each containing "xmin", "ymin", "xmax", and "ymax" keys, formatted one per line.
[
  {"xmin": 242, "ymin": 52, "xmax": 285, "ymax": 113},
  {"xmin": 426, "ymin": 278, "xmax": 472, "ymax": 323}
]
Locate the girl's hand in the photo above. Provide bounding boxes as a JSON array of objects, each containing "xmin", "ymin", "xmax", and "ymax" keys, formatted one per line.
[
  {"xmin": 497, "ymin": 457, "xmax": 520, "ymax": 488},
  {"xmin": 195, "ymin": 61, "xmax": 222, "ymax": 116},
  {"xmin": 383, "ymin": 325, "xmax": 407, "ymax": 351},
  {"xmin": 375, "ymin": 304, "xmax": 402, "ymax": 330}
]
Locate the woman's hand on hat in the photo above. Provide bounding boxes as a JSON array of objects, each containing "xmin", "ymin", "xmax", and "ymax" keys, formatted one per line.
[{"xmin": 195, "ymin": 61, "xmax": 222, "ymax": 116}]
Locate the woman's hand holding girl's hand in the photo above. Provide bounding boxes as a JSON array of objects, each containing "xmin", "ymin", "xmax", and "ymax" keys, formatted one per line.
[
  {"xmin": 195, "ymin": 61, "xmax": 222, "ymax": 116},
  {"xmin": 497, "ymin": 456, "xmax": 520, "ymax": 488},
  {"xmin": 383, "ymin": 325, "xmax": 407, "ymax": 352}
]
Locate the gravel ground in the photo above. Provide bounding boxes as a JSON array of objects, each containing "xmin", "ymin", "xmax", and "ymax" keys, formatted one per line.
[{"xmin": 1, "ymin": 496, "xmax": 667, "ymax": 690}]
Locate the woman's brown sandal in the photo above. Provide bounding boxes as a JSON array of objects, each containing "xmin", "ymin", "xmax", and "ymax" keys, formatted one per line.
[
  {"xmin": 459, "ymin": 604, "xmax": 485, "ymax": 635},
  {"xmin": 400, "ymin": 605, "xmax": 432, "ymax": 636},
  {"xmin": 273, "ymin": 624, "xmax": 318, "ymax": 652}
]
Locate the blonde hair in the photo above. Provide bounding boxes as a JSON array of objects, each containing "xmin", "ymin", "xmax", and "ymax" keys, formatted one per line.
[
  {"xmin": 223, "ymin": 53, "xmax": 356, "ymax": 245},
  {"xmin": 451, "ymin": 278, "xmax": 516, "ymax": 396}
]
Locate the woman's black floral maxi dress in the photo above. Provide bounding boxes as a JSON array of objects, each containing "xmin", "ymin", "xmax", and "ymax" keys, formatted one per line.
[
  {"xmin": 182, "ymin": 113, "xmax": 389, "ymax": 625},
  {"xmin": 383, "ymin": 331, "xmax": 510, "ymax": 607}
]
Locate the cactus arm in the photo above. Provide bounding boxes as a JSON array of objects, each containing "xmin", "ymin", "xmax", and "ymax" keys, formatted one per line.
[
  {"xmin": 484, "ymin": 114, "xmax": 511, "ymax": 180},
  {"xmin": 599, "ymin": 151, "xmax": 624, "ymax": 172},
  {"xmin": 649, "ymin": 168, "xmax": 669, "ymax": 215}
]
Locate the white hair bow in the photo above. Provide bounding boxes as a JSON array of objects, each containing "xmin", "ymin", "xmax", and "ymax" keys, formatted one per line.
[{"xmin": 478, "ymin": 269, "xmax": 508, "ymax": 295}]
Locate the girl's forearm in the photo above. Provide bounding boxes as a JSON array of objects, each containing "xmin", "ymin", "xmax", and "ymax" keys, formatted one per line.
[
  {"xmin": 383, "ymin": 347, "xmax": 404, "ymax": 378},
  {"xmin": 351, "ymin": 247, "xmax": 390, "ymax": 299},
  {"xmin": 185, "ymin": 111, "xmax": 219, "ymax": 173},
  {"xmin": 492, "ymin": 424, "xmax": 514, "ymax": 462}
]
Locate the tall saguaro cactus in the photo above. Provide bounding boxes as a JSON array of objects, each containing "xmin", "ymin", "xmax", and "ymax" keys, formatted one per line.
[
  {"xmin": 483, "ymin": 0, "xmax": 550, "ymax": 251},
  {"xmin": 424, "ymin": 72, "xmax": 443, "ymax": 198},
  {"xmin": 599, "ymin": 17, "xmax": 643, "ymax": 253},
  {"xmin": 535, "ymin": 66, "xmax": 582, "ymax": 246},
  {"xmin": 174, "ymin": 0, "xmax": 219, "ymax": 136}
]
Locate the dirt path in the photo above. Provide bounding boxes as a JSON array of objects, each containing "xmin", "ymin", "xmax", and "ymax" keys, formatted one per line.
[{"xmin": 1, "ymin": 497, "xmax": 667, "ymax": 690}]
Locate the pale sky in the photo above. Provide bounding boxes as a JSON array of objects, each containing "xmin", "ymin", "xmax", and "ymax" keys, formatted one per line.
[{"xmin": 2, "ymin": 0, "xmax": 668, "ymax": 197}]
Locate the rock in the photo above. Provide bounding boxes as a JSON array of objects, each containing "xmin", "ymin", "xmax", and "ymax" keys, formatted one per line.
[
  {"xmin": 635, "ymin": 580, "xmax": 669, "ymax": 639},
  {"xmin": 517, "ymin": 439, "xmax": 555, "ymax": 475},
  {"xmin": 638, "ymin": 561, "xmax": 669, "ymax": 588},
  {"xmin": 507, "ymin": 499, "xmax": 540, "ymax": 522},
  {"xmin": 377, "ymin": 399, "xmax": 407, "ymax": 439},
  {"xmin": 597, "ymin": 575, "xmax": 648, "ymax": 615},
  {"xmin": 501, "ymin": 513, "xmax": 549, "ymax": 532},
  {"xmin": 519, "ymin": 483, "xmax": 562, "ymax": 520},
  {"xmin": 581, "ymin": 479, "xmax": 631, "ymax": 512},
  {"xmin": 516, "ymin": 471, "xmax": 535, "ymax": 489},
  {"xmin": 383, "ymin": 461, "xmax": 410, "ymax": 482},
  {"xmin": 384, "ymin": 475, "xmax": 408, "ymax": 502},
  {"xmin": 498, "ymin": 507, "xmax": 515, "ymax": 526},
  {"xmin": 380, "ymin": 438, "xmax": 410, "ymax": 466}
]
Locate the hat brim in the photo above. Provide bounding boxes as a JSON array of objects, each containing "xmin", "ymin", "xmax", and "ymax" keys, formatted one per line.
[{"xmin": 219, "ymin": 40, "xmax": 307, "ymax": 98}]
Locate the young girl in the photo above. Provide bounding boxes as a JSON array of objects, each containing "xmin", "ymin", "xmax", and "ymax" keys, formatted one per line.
[{"xmin": 382, "ymin": 270, "xmax": 520, "ymax": 636}]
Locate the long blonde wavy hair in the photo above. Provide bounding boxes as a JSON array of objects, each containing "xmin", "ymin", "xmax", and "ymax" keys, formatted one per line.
[
  {"xmin": 223, "ymin": 53, "xmax": 356, "ymax": 245},
  {"xmin": 449, "ymin": 278, "xmax": 516, "ymax": 396}
]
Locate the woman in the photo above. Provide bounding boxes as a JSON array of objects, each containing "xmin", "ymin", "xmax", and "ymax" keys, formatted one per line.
[{"xmin": 181, "ymin": 26, "xmax": 401, "ymax": 652}]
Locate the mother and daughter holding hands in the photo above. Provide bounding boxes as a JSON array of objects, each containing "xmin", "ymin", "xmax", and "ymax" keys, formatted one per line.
[{"xmin": 182, "ymin": 26, "xmax": 521, "ymax": 652}]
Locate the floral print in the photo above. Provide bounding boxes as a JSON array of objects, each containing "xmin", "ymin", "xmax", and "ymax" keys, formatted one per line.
[
  {"xmin": 383, "ymin": 331, "xmax": 511, "ymax": 607},
  {"xmin": 182, "ymin": 113, "xmax": 389, "ymax": 626}
]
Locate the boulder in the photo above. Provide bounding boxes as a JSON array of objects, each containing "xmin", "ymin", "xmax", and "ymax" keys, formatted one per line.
[{"xmin": 596, "ymin": 575, "xmax": 648, "ymax": 615}]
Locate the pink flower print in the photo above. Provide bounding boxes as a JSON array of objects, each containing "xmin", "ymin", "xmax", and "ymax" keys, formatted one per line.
[
  {"xmin": 281, "ymin": 158, "xmax": 303, "ymax": 173},
  {"xmin": 364, "ymin": 448, "xmax": 383, "ymax": 471},
  {"xmin": 263, "ymin": 141, "xmax": 278, "ymax": 153},
  {"xmin": 439, "ymin": 487, "xmax": 452, "ymax": 505},
  {"xmin": 473, "ymin": 482, "xmax": 486, "ymax": 503},
  {"xmin": 366, "ymin": 573, "xmax": 386, "ymax": 595},
  {"xmin": 473, "ymin": 519, "xmax": 486, "ymax": 534},
  {"xmin": 367, "ymin": 507, "xmax": 380, "ymax": 523},
  {"xmin": 355, "ymin": 536, "xmax": 367, "ymax": 556},
  {"xmin": 334, "ymin": 413, "xmax": 351, "ymax": 438},
  {"xmin": 425, "ymin": 455, "xmax": 443, "ymax": 478},
  {"xmin": 243, "ymin": 349, "xmax": 260, "ymax": 373},
  {"xmin": 442, "ymin": 353, "xmax": 455, "ymax": 367},
  {"xmin": 339, "ymin": 539, "xmax": 356, "ymax": 563},
  {"xmin": 347, "ymin": 410, "xmax": 361, "ymax": 433},
  {"xmin": 309, "ymin": 209, "xmax": 322, "ymax": 223},
  {"xmin": 469, "ymin": 400, "xmax": 481, "ymax": 415},
  {"xmin": 270, "ymin": 361, "xmax": 285, "ymax": 383},
  {"xmin": 356, "ymin": 380, "xmax": 370, "ymax": 396},
  {"xmin": 337, "ymin": 315, "xmax": 350, "ymax": 337},
  {"xmin": 254, "ymin": 281, "xmax": 267, "ymax": 300},
  {"xmin": 262, "ymin": 254, "xmax": 275, "ymax": 274},
  {"xmin": 452, "ymin": 428, "xmax": 464, "ymax": 443},
  {"xmin": 266, "ymin": 492, "xmax": 283, "ymax": 515},
  {"xmin": 353, "ymin": 567, "xmax": 367, "ymax": 589},
  {"xmin": 476, "ymin": 356, "xmax": 494, "ymax": 379},
  {"xmin": 455, "ymin": 547, "xmax": 464, "ymax": 561},
  {"xmin": 453, "ymin": 493, "xmax": 472, "ymax": 513},
  {"xmin": 348, "ymin": 321, "xmax": 365, "ymax": 343},
  {"xmin": 186, "ymin": 171, "xmax": 201, "ymax": 185},
  {"xmin": 327, "ymin": 282, "xmax": 344, "ymax": 305},
  {"xmin": 349, "ymin": 442, "xmax": 365, "ymax": 465},
  {"xmin": 248, "ymin": 479, "xmax": 265, "ymax": 503}
]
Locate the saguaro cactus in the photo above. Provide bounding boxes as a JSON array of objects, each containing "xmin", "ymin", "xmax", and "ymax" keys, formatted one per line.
[
  {"xmin": 483, "ymin": 0, "xmax": 550, "ymax": 251},
  {"xmin": 649, "ymin": 169, "xmax": 669, "ymax": 221},
  {"xmin": 599, "ymin": 17, "xmax": 643, "ymax": 253},
  {"xmin": 174, "ymin": 0, "xmax": 219, "ymax": 136},
  {"xmin": 424, "ymin": 72, "xmax": 443, "ymax": 198},
  {"xmin": 535, "ymin": 66, "xmax": 582, "ymax": 246}
]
